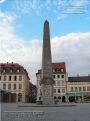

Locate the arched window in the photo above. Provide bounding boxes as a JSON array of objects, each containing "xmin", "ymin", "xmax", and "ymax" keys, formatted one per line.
[{"xmin": 18, "ymin": 93, "xmax": 22, "ymax": 102}]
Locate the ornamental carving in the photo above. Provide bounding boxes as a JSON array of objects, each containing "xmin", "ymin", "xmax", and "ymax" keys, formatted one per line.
[{"xmin": 44, "ymin": 85, "xmax": 52, "ymax": 98}]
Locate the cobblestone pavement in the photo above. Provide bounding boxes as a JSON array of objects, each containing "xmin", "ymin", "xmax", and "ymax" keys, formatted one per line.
[{"xmin": 0, "ymin": 103, "xmax": 90, "ymax": 121}]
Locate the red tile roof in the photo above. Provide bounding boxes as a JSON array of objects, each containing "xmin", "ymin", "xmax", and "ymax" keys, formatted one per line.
[
  {"xmin": 36, "ymin": 62, "xmax": 66, "ymax": 75},
  {"xmin": 52, "ymin": 62, "xmax": 66, "ymax": 69},
  {"xmin": 0, "ymin": 62, "xmax": 30, "ymax": 80}
]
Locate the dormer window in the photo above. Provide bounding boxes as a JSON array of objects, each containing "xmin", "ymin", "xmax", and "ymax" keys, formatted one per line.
[
  {"xmin": 3, "ymin": 69, "xmax": 6, "ymax": 73},
  {"xmin": 57, "ymin": 69, "xmax": 61, "ymax": 72},
  {"xmin": 17, "ymin": 69, "xmax": 20, "ymax": 72},
  {"xmin": 61, "ymin": 68, "xmax": 64, "ymax": 72},
  {"xmin": 10, "ymin": 69, "xmax": 13, "ymax": 72},
  {"xmin": 55, "ymin": 69, "xmax": 57, "ymax": 72}
]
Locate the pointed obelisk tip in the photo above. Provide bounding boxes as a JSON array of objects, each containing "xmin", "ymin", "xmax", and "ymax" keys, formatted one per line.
[{"xmin": 44, "ymin": 20, "xmax": 49, "ymax": 23}]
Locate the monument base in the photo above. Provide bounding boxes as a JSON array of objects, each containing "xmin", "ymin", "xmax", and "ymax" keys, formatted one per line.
[
  {"xmin": 42, "ymin": 98, "xmax": 54, "ymax": 105},
  {"xmin": 41, "ymin": 82, "xmax": 54, "ymax": 105}
]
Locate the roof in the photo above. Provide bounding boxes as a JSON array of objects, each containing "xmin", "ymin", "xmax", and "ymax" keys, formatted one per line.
[
  {"xmin": 52, "ymin": 62, "xmax": 66, "ymax": 69},
  {"xmin": 36, "ymin": 62, "xmax": 66, "ymax": 75},
  {"xmin": 0, "ymin": 62, "xmax": 30, "ymax": 80},
  {"xmin": 68, "ymin": 76, "xmax": 90, "ymax": 82}
]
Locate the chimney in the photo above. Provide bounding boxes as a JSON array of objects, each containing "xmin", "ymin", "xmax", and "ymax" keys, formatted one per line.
[{"xmin": 77, "ymin": 74, "xmax": 79, "ymax": 77}]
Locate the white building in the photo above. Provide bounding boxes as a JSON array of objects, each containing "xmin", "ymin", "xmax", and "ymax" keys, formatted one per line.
[{"xmin": 36, "ymin": 62, "xmax": 68, "ymax": 103}]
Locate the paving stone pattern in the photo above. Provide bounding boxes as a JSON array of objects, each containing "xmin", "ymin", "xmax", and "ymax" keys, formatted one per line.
[{"xmin": 1, "ymin": 103, "xmax": 90, "ymax": 121}]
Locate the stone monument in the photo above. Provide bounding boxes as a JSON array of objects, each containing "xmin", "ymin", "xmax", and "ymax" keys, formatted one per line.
[{"xmin": 40, "ymin": 20, "xmax": 55, "ymax": 105}]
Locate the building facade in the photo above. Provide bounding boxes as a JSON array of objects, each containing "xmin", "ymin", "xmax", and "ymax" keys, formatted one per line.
[
  {"xmin": 67, "ymin": 76, "xmax": 90, "ymax": 102},
  {"xmin": 29, "ymin": 82, "xmax": 36, "ymax": 103},
  {"xmin": 36, "ymin": 62, "xmax": 68, "ymax": 103},
  {"xmin": 0, "ymin": 62, "xmax": 30, "ymax": 102}
]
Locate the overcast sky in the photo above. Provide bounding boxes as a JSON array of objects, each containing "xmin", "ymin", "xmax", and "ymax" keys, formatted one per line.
[{"xmin": 0, "ymin": 0, "xmax": 90, "ymax": 84}]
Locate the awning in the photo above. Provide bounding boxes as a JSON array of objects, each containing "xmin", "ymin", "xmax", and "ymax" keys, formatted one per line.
[{"xmin": 68, "ymin": 94, "xmax": 82, "ymax": 97}]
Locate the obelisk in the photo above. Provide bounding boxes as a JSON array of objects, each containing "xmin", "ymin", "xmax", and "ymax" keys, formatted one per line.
[{"xmin": 41, "ymin": 20, "xmax": 54, "ymax": 105}]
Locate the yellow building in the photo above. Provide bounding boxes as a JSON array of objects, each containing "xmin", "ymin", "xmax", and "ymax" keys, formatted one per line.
[
  {"xmin": 67, "ymin": 76, "xmax": 90, "ymax": 102},
  {"xmin": 0, "ymin": 62, "xmax": 30, "ymax": 102}
]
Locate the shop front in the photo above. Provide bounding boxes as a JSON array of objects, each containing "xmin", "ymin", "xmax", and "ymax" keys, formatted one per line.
[
  {"xmin": 83, "ymin": 93, "xmax": 90, "ymax": 102},
  {"xmin": 68, "ymin": 94, "xmax": 82, "ymax": 102}
]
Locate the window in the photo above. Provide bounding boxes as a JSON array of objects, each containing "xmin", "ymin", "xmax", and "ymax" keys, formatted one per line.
[
  {"xmin": 39, "ymin": 75, "xmax": 41, "ymax": 79},
  {"xmin": 17, "ymin": 69, "xmax": 20, "ymax": 72},
  {"xmin": 62, "ymin": 75, "xmax": 64, "ymax": 78},
  {"xmin": 57, "ymin": 75, "xmax": 60, "ymax": 78},
  {"xmin": 3, "ymin": 76, "xmax": 6, "ymax": 81},
  {"xmin": 55, "ymin": 69, "xmax": 57, "ymax": 72},
  {"xmin": 8, "ymin": 84, "xmax": 11, "ymax": 89},
  {"xmin": 58, "ymin": 96, "xmax": 61, "ymax": 99},
  {"xmin": 61, "ymin": 69, "xmax": 63, "ymax": 72},
  {"xmin": 54, "ymin": 81, "xmax": 56, "ymax": 86},
  {"xmin": 53, "ymin": 75, "xmax": 55, "ymax": 78},
  {"xmin": 54, "ymin": 96, "xmax": 56, "ymax": 99},
  {"xmin": 3, "ymin": 84, "xmax": 6, "ymax": 89},
  {"xmin": 62, "ymin": 89, "xmax": 65, "ymax": 93},
  {"xmin": 19, "ymin": 76, "xmax": 22, "ymax": 81},
  {"xmin": 71, "ymin": 87, "xmax": 73, "ymax": 91},
  {"xmin": 14, "ymin": 76, "xmax": 17, "ymax": 81},
  {"xmin": 58, "ymin": 89, "xmax": 60, "ymax": 93},
  {"xmin": 57, "ymin": 81, "xmax": 60, "ymax": 86},
  {"xmin": 75, "ymin": 87, "xmax": 77, "ymax": 91},
  {"xmin": 9, "ymin": 76, "xmax": 11, "ymax": 81},
  {"xmin": 3, "ymin": 69, "xmax": 6, "ymax": 73},
  {"xmin": 54, "ymin": 89, "xmax": 56, "ymax": 93},
  {"xmin": 10, "ymin": 69, "xmax": 13, "ymax": 72},
  {"xmin": 87, "ymin": 86, "xmax": 90, "ymax": 91},
  {"xmin": 57, "ymin": 69, "xmax": 61, "ymax": 72},
  {"xmin": 83, "ymin": 87, "xmax": 86, "ymax": 91},
  {"xmin": 13, "ymin": 84, "xmax": 16, "ymax": 89},
  {"xmin": 79, "ymin": 87, "xmax": 81, "ymax": 91},
  {"xmin": 19, "ymin": 84, "xmax": 22, "ymax": 90},
  {"xmin": 62, "ymin": 81, "xmax": 64, "ymax": 86}
]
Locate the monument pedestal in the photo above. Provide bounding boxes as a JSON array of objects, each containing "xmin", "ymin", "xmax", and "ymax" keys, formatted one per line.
[{"xmin": 41, "ymin": 78, "xmax": 54, "ymax": 105}]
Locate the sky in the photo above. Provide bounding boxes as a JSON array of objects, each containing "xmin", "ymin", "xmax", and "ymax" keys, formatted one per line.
[{"xmin": 0, "ymin": 0, "xmax": 90, "ymax": 84}]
